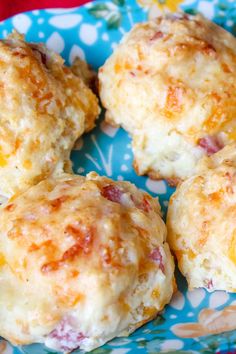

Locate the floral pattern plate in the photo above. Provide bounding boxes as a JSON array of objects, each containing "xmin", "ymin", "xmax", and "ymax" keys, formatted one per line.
[{"xmin": 0, "ymin": 0, "xmax": 236, "ymax": 353}]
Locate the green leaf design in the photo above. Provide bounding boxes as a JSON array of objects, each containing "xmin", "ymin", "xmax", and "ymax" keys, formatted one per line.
[
  {"xmin": 184, "ymin": 8, "xmax": 198, "ymax": 15},
  {"xmin": 88, "ymin": 4, "xmax": 110, "ymax": 18},
  {"xmin": 91, "ymin": 348, "xmax": 113, "ymax": 354},
  {"xmin": 232, "ymin": 24, "xmax": 236, "ymax": 36},
  {"xmin": 218, "ymin": 3, "xmax": 228, "ymax": 11},
  {"xmin": 137, "ymin": 339, "xmax": 147, "ymax": 347},
  {"xmin": 149, "ymin": 329, "xmax": 166, "ymax": 334},
  {"xmin": 112, "ymin": 0, "xmax": 125, "ymax": 6},
  {"xmin": 87, "ymin": 1, "xmax": 124, "ymax": 29},
  {"xmin": 152, "ymin": 314, "xmax": 165, "ymax": 326},
  {"xmin": 107, "ymin": 13, "xmax": 121, "ymax": 29}
]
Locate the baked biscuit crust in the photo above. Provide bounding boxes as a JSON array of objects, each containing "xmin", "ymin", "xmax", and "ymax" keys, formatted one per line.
[
  {"xmin": 0, "ymin": 32, "xmax": 100, "ymax": 197},
  {"xmin": 167, "ymin": 144, "xmax": 236, "ymax": 292},
  {"xmin": 0, "ymin": 172, "xmax": 175, "ymax": 352},
  {"xmin": 99, "ymin": 14, "xmax": 236, "ymax": 182}
]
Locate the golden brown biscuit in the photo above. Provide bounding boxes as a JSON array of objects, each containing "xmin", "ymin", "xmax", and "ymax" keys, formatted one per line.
[
  {"xmin": 71, "ymin": 57, "xmax": 97, "ymax": 92},
  {"xmin": 99, "ymin": 14, "xmax": 236, "ymax": 185},
  {"xmin": 0, "ymin": 32, "xmax": 100, "ymax": 197},
  {"xmin": 0, "ymin": 172, "xmax": 175, "ymax": 352},
  {"xmin": 167, "ymin": 143, "xmax": 236, "ymax": 292}
]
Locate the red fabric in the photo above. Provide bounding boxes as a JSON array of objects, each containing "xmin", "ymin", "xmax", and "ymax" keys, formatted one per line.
[{"xmin": 0, "ymin": 0, "xmax": 90, "ymax": 21}]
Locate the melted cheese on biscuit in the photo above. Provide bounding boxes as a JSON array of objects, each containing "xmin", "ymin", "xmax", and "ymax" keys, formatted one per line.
[{"xmin": 0, "ymin": 172, "xmax": 175, "ymax": 352}]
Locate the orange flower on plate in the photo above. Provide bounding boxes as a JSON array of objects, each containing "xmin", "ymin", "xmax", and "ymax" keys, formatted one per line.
[
  {"xmin": 172, "ymin": 305, "xmax": 236, "ymax": 338},
  {"xmin": 137, "ymin": 0, "xmax": 184, "ymax": 19}
]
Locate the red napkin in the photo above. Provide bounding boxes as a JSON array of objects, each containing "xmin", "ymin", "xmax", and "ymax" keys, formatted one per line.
[{"xmin": 0, "ymin": 0, "xmax": 90, "ymax": 21}]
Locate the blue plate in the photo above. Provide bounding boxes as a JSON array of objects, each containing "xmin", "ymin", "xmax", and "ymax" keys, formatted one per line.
[{"xmin": 0, "ymin": 0, "xmax": 236, "ymax": 353}]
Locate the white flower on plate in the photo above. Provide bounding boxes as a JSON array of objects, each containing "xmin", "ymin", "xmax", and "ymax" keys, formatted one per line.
[
  {"xmin": 69, "ymin": 44, "xmax": 85, "ymax": 64},
  {"xmin": 79, "ymin": 24, "xmax": 98, "ymax": 45},
  {"xmin": 49, "ymin": 14, "xmax": 82, "ymax": 29},
  {"xmin": 209, "ymin": 291, "xmax": 230, "ymax": 309},
  {"xmin": 186, "ymin": 288, "xmax": 206, "ymax": 308},
  {"xmin": 198, "ymin": 1, "xmax": 215, "ymax": 19},
  {"xmin": 46, "ymin": 32, "xmax": 65, "ymax": 53},
  {"xmin": 12, "ymin": 14, "xmax": 32, "ymax": 34},
  {"xmin": 146, "ymin": 178, "xmax": 167, "ymax": 195}
]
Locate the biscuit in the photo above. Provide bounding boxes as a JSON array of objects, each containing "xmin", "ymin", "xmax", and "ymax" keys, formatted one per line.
[
  {"xmin": 99, "ymin": 14, "xmax": 236, "ymax": 185},
  {"xmin": 167, "ymin": 143, "xmax": 236, "ymax": 292},
  {"xmin": 0, "ymin": 32, "xmax": 100, "ymax": 197},
  {"xmin": 0, "ymin": 172, "xmax": 175, "ymax": 352}
]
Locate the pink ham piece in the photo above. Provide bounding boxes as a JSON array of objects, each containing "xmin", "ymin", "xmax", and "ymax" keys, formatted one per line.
[
  {"xmin": 48, "ymin": 318, "xmax": 86, "ymax": 352},
  {"xmin": 149, "ymin": 247, "xmax": 165, "ymax": 273},
  {"xmin": 166, "ymin": 13, "xmax": 191, "ymax": 21},
  {"xmin": 102, "ymin": 185, "xmax": 152, "ymax": 213},
  {"xmin": 204, "ymin": 279, "xmax": 214, "ymax": 290},
  {"xmin": 135, "ymin": 196, "xmax": 152, "ymax": 213},
  {"xmin": 101, "ymin": 185, "xmax": 123, "ymax": 203},
  {"xmin": 198, "ymin": 136, "xmax": 223, "ymax": 156},
  {"xmin": 150, "ymin": 31, "xmax": 164, "ymax": 41}
]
